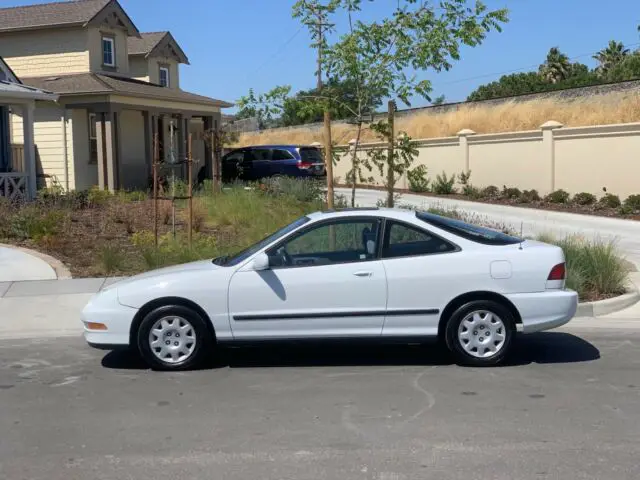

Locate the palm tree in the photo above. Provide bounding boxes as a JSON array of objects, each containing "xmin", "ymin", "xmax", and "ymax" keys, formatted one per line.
[
  {"xmin": 593, "ymin": 40, "xmax": 630, "ymax": 76},
  {"xmin": 539, "ymin": 47, "xmax": 571, "ymax": 84}
]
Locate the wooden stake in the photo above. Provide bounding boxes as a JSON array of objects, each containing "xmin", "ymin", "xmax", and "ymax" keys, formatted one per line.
[
  {"xmin": 386, "ymin": 99, "xmax": 396, "ymax": 208},
  {"xmin": 152, "ymin": 132, "xmax": 159, "ymax": 247},
  {"xmin": 187, "ymin": 133, "xmax": 193, "ymax": 247}
]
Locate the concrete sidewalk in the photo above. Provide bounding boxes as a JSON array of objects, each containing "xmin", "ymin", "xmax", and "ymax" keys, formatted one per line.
[{"xmin": 0, "ymin": 245, "xmax": 58, "ymax": 282}]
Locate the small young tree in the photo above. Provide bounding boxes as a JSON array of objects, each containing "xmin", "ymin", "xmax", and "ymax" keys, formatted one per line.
[
  {"xmin": 323, "ymin": 0, "xmax": 508, "ymax": 206},
  {"xmin": 235, "ymin": 85, "xmax": 292, "ymax": 129},
  {"xmin": 366, "ymin": 122, "xmax": 419, "ymax": 205}
]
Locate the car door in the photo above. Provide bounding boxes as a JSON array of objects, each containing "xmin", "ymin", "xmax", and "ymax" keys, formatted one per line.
[
  {"xmin": 380, "ymin": 219, "xmax": 461, "ymax": 337},
  {"xmin": 227, "ymin": 216, "xmax": 387, "ymax": 339},
  {"xmin": 245, "ymin": 148, "xmax": 272, "ymax": 180},
  {"xmin": 221, "ymin": 150, "xmax": 245, "ymax": 182}
]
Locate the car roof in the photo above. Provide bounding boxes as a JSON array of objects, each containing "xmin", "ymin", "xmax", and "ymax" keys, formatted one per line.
[
  {"xmin": 237, "ymin": 145, "xmax": 319, "ymax": 150},
  {"xmin": 307, "ymin": 207, "xmax": 417, "ymax": 222}
]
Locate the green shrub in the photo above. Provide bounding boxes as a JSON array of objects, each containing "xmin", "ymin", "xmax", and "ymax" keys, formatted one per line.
[
  {"xmin": 538, "ymin": 234, "xmax": 628, "ymax": 300},
  {"xmin": 118, "ymin": 190, "xmax": 148, "ymax": 202},
  {"xmin": 623, "ymin": 194, "xmax": 640, "ymax": 212},
  {"xmin": 501, "ymin": 186, "xmax": 522, "ymax": 200},
  {"xmin": 433, "ymin": 171, "xmax": 457, "ymax": 194},
  {"xmin": 407, "ymin": 165, "xmax": 430, "ymax": 193},
  {"xmin": 7, "ymin": 207, "xmax": 66, "ymax": 241},
  {"xmin": 87, "ymin": 187, "xmax": 112, "ymax": 206},
  {"xmin": 573, "ymin": 192, "xmax": 597, "ymax": 206},
  {"xmin": 598, "ymin": 193, "xmax": 621, "ymax": 209},
  {"xmin": 98, "ymin": 244, "xmax": 125, "ymax": 274},
  {"xmin": 521, "ymin": 189, "xmax": 541, "ymax": 203},
  {"xmin": 262, "ymin": 177, "xmax": 324, "ymax": 203},
  {"xmin": 546, "ymin": 189, "xmax": 571, "ymax": 204},
  {"xmin": 481, "ymin": 185, "xmax": 500, "ymax": 198},
  {"xmin": 462, "ymin": 185, "xmax": 482, "ymax": 198},
  {"xmin": 457, "ymin": 170, "xmax": 472, "ymax": 186}
]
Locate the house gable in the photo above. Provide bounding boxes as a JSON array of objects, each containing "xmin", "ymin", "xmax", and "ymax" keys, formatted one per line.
[{"xmin": 0, "ymin": 56, "xmax": 20, "ymax": 83}]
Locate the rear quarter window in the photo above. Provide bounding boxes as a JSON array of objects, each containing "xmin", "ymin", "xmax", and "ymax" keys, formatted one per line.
[
  {"xmin": 299, "ymin": 147, "xmax": 324, "ymax": 163},
  {"xmin": 416, "ymin": 211, "xmax": 522, "ymax": 245}
]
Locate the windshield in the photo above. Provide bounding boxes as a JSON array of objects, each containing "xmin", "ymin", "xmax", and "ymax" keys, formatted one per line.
[
  {"xmin": 214, "ymin": 216, "xmax": 310, "ymax": 267},
  {"xmin": 416, "ymin": 211, "xmax": 521, "ymax": 245}
]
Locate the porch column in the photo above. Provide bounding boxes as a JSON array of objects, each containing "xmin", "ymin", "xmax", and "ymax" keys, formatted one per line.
[
  {"xmin": 203, "ymin": 116, "xmax": 213, "ymax": 181},
  {"xmin": 96, "ymin": 110, "xmax": 119, "ymax": 192},
  {"xmin": 142, "ymin": 111, "xmax": 154, "ymax": 177},
  {"xmin": 22, "ymin": 102, "xmax": 36, "ymax": 199}
]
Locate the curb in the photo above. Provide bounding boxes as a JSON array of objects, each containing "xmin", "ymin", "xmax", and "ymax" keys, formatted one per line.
[
  {"xmin": 0, "ymin": 243, "xmax": 72, "ymax": 280},
  {"xmin": 575, "ymin": 287, "xmax": 640, "ymax": 318}
]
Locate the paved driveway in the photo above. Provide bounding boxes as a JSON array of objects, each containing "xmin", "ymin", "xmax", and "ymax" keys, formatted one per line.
[
  {"xmin": 0, "ymin": 245, "xmax": 57, "ymax": 282},
  {"xmin": 1, "ymin": 331, "xmax": 639, "ymax": 480}
]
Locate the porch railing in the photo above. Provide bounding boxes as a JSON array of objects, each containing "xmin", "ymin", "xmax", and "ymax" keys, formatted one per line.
[
  {"xmin": 10, "ymin": 143, "xmax": 25, "ymax": 173},
  {"xmin": 0, "ymin": 172, "xmax": 28, "ymax": 201}
]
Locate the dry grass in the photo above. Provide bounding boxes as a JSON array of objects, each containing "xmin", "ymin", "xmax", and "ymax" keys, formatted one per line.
[{"xmin": 233, "ymin": 92, "xmax": 640, "ymax": 147}]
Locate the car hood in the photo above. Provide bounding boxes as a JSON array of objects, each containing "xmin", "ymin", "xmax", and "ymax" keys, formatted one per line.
[{"xmin": 102, "ymin": 259, "xmax": 220, "ymax": 292}]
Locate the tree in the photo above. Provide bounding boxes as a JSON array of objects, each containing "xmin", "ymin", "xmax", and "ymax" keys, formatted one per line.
[
  {"xmin": 539, "ymin": 47, "xmax": 571, "ymax": 84},
  {"xmin": 323, "ymin": 0, "xmax": 508, "ymax": 206},
  {"xmin": 235, "ymin": 85, "xmax": 292, "ymax": 129},
  {"xmin": 606, "ymin": 51, "xmax": 640, "ymax": 81},
  {"xmin": 593, "ymin": 40, "xmax": 629, "ymax": 77},
  {"xmin": 431, "ymin": 95, "xmax": 446, "ymax": 106},
  {"xmin": 467, "ymin": 71, "xmax": 546, "ymax": 101}
]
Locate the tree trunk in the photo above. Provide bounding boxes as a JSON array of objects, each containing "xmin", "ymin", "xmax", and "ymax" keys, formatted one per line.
[
  {"xmin": 386, "ymin": 100, "xmax": 395, "ymax": 207},
  {"xmin": 350, "ymin": 122, "xmax": 363, "ymax": 208},
  {"xmin": 324, "ymin": 109, "xmax": 334, "ymax": 209}
]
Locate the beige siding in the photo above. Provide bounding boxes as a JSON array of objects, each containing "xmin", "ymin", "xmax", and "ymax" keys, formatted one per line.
[
  {"xmin": 11, "ymin": 106, "xmax": 71, "ymax": 189},
  {"xmin": 129, "ymin": 56, "xmax": 150, "ymax": 82},
  {"xmin": 119, "ymin": 110, "xmax": 148, "ymax": 189},
  {"xmin": 148, "ymin": 57, "xmax": 180, "ymax": 88},
  {"xmin": 71, "ymin": 109, "xmax": 98, "ymax": 191},
  {"xmin": 0, "ymin": 28, "xmax": 89, "ymax": 77},
  {"xmin": 87, "ymin": 26, "xmax": 130, "ymax": 74}
]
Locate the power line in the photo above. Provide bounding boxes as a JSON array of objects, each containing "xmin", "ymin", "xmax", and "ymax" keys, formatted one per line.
[{"xmin": 248, "ymin": 26, "xmax": 305, "ymax": 77}]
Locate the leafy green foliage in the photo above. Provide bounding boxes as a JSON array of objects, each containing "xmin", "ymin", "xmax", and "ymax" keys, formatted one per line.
[
  {"xmin": 481, "ymin": 185, "xmax": 500, "ymax": 198},
  {"xmin": 520, "ymin": 189, "xmax": 541, "ymax": 202},
  {"xmin": 501, "ymin": 186, "xmax": 522, "ymax": 200},
  {"xmin": 539, "ymin": 47, "xmax": 572, "ymax": 84},
  {"xmin": 1, "ymin": 206, "xmax": 66, "ymax": 241},
  {"xmin": 433, "ymin": 171, "xmax": 457, "ymax": 194},
  {"xmin": 407, "ymin": 165, "xmax": 430, "ymax": 192},
  {"xmin": 98, "ymin": 244, "xmax": 125, "ymax": 274},
  {"xmin": 593, "ymin": 40, "xmax": 630, "ymax": 77},
  {"xmin": 623, "ymin": 194, "xmax": 640, "ymax": 212},
  {"xmin": 573, "ymin": 192, "xmax": 597, "ymax": 206},
  {"xmin": 599, "ymin": 193, "xmax": 621, "ymax": 208},
  {"xmin": 546, "ymin": 189, "xmax": 571, "ymax": 204},
  {"xmin": 235, "ymin": 85, "xmax": 292, "ymax": 128}
]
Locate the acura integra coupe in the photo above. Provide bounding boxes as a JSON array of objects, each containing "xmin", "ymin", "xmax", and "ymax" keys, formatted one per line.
[{"xmin": 82, "ymin": 208, "xmax": 577, "ymax": 370}]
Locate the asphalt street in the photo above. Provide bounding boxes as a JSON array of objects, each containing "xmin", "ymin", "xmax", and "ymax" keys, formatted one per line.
[{"xmin": 1, "ymin": 331, "xmax": 639, "ymax": 480}]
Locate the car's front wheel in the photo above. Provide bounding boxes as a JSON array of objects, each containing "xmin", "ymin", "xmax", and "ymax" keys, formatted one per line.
[
  {"xmin": 137, "ymin": 305, "xmax": 213, "ymax": 371},
  {"xmin": 445, "ymin": 300, "xmax": 515, "ymax": 366}
]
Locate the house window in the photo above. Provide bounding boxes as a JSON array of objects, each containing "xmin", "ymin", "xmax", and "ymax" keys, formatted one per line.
[
  {"xmin": 102, "ymin": 36, "xmax": 115, "ymax": 67},
  {"xmin": 159, "ymin": 66, "xmax": 170, "ymax": 87},
  {"xmin": 89, "ymin": 113, "xmax": 98, "ymax": 164}
]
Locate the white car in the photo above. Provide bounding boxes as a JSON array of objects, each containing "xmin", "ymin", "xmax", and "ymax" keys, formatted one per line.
[{"xmin": 82, "ymin": 208, "xmax": 578, "ymax": 370}]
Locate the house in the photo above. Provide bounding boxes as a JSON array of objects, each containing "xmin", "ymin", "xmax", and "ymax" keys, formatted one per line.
[
  {"xmin": 0, "ymin": 56, "xmax": 58, "ymax": 200},
  {"xmin": 0, "ymin": 0, "xmax": 232, "ymax": 193}
]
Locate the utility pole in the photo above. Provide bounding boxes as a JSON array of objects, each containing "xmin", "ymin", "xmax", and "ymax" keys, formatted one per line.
[
  {"xmin": 307, "ymin": 6, "xmax": 335, "ymax": 208},
  {"xmin": 386, "ymin": 99, "xmax": 396, "ymax": 208}
]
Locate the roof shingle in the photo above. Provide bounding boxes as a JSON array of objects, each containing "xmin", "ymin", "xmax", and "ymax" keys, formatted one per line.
[
  {"xmin": 22, "ymin": 73, "xmax": 233, "ymax": 108},
  {"xmin": 127, "ymin": 32, "xmax": 167, "ymax": 56},
  {"xmin": 0, "ymin": 0, "xmax": 137, "ymax": 34}
]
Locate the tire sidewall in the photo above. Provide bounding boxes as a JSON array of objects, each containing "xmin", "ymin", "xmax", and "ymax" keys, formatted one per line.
[
  {"xmin": 137, "ymin": 305, "xmax": 212, "ymax": 371},
  {"xmin": 445, "ymin": 300, "xmax": 515, "ymax": 366}
]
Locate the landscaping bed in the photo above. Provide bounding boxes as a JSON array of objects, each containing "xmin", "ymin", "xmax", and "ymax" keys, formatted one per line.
[
  {"xmin": 339, "ymin": 184, "xmax": 640, "ymax": 221},
  {"xmin": 0, "ymin": 178, "xmax": 630, "ymax": 302}
]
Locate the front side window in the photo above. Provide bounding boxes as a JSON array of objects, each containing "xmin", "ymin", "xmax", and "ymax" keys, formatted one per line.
[
  {"xmin": 159, "ymin": 66, "xmax": 169, "ymax": 87},
  {"xmin": 269, "ymin": 218, "xmax": 381, "ymax": 268},
  {"xmin": 383, "ymin": 221, "xmax": 456, "ymax": 259},
  {"xmin": 102, "ymin": 37, "xmax": 115, "ymax": 67}
]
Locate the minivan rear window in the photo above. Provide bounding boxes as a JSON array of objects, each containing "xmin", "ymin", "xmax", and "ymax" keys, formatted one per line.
[
  {"xmin": 416, "ymin": 211, "xmax": 521, "ymax": 245},
  {"xmin": 299, "ymin": 147, "xmax": 324, "ymax": 164}
]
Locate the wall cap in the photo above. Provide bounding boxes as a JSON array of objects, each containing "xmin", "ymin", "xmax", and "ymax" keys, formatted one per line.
[
  {"xmin": 457, "ymin": 128, "xmax": 476, "ymax": 136},
  {"xmin": 540, "ymin": 120, "xmax": 564, "ymax": 130}
]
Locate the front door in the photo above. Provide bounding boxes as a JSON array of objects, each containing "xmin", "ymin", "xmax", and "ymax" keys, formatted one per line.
[{"xmin": 228, "ymin": 217, "xmax": 387, "ymax": 339}]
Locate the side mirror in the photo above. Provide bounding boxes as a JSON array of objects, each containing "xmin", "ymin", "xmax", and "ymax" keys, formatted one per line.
[{"xmin": 252, "ymin": 252, "xmax": 270, "ymax": 271}]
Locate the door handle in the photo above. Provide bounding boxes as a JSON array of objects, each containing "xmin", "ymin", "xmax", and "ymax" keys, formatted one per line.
[{"xmin": 353, "ymin": 271, "xmax": 373, "ymax": 277}]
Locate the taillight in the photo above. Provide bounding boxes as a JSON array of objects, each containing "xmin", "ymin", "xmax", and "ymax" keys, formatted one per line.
[
  {"xmin": 548, "ymin": 263, "xmax": 566, "ymax": 281},
  {"xmin": 297, "ymin": 160, "xmax": 313, "ymax": 170}
]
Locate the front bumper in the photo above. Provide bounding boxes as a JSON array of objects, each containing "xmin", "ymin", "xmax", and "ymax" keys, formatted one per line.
[
  {"xmin": 81, "ymin": 288, "xmax": 138, "ymax": 348},
  {"xmin": 505, "ymin": 289, "xmax": 578, "ymax": 334}
]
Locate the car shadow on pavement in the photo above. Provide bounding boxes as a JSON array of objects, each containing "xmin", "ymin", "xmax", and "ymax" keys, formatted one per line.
[{"xmin": 100, "ymin": 332, "xmax": 599, "ymax": 370}]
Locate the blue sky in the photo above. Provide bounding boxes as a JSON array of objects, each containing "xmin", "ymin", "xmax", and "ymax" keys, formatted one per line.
[{"xmin": 2, "ymin": 0, "xmax": 640, "ymax": 111}]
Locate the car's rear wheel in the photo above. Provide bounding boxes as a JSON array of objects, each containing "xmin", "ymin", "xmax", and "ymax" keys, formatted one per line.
[
  {"xmin": 137, "ymin": 305, "xmax": 213, "ymax": 371},
  {"xmin": 445, "ymin": 300, "xmax": 515, "ymax": 366}
]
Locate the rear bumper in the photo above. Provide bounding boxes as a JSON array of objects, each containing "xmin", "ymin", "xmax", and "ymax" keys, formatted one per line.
[{"xmin": 505, "ymin": 289, "xmax": 578, "ymax": 333}]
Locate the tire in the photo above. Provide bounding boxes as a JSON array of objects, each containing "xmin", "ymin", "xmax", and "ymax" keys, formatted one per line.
[
  {"xmin": 137, "ymin": 305, "xmax": 213, "ymax": 371},
  {"xmin": 445, "ymin": 300, "xmax": 515, "ymax": 366}
]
